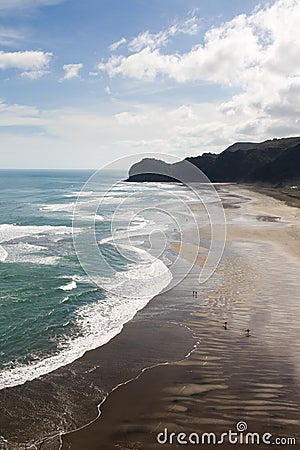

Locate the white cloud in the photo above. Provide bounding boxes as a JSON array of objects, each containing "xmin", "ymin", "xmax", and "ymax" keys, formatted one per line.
[
  {"xmin": 126, "ymin": 15, "xmax": 200, "ymax": 53},
  {"xmin": 0, "ymin": 99, "xmax": 43, "ymax": 128},
  {"xmin": 0, "ymin": 0, "xmax": 64, "ymax": 12},
  {"xmin": 62, "ymin": 63, "xmax": 83, "ymax": 80},
  {"xmin": 109, "ymin": 37, "xmax": 127, "ymax": 51},
  {"xmin": 2, "ymin": 1, "xmax": 300, "ymax": 169},
  {"xmin": 21, "ymin": 69, "xmax": 49, "ymax": 79},
  {"xmin": 98, "ymin": 0, "xmax": 300, "ymax": 142},
  {"xmin": 99, "ymin": 13, "xmax": 260, "ymax": 84},
  {"xmin": 128, "ymin": 31, "xmax": 169, "ymax": 53},
  {"xmin": 0, "ymin": 27, "xmax": 25, "ymax": 46},
  {"xmin": 104, "ymin": 85, "xmax": 112, "ymax": 95},
  {"xmin": 0, "ymin": 99, "xmax": 224, "ymax": 167},
  {"xmin": 172, "ymin": 16, "xmax": 200, "ymax": 36},
  {"xmin": 0, "ymin": 50, "xmax": 52, "ymax": 76},
  {"xmin": 98, "ymin": 49, "xmax": 177, "ymax": 81},
  {"xmin": 99, "ymin": 1, "xmax": 300, "ymax": 86},
  {"xmin": 0, "ymin": 95, "xmax": 296, "ymax": 169}
]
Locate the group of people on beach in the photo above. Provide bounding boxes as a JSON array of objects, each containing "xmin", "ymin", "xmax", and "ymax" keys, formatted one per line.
[
  {"xmin": 192, "ymin": 291, "xmax": 251, "ymax": 336},
  {"xmin": 224, "ymin": 321, "xmax": 251, "ymax": 336}
]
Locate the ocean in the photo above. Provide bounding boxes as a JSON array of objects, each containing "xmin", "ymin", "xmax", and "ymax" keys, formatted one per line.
[{"xmin": 0, "ymin": 169, "xmax": 218, "ymax": 390}]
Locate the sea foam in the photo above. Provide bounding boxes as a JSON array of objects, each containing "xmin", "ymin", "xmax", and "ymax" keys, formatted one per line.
[
  {"xmin": 0, "ymin": 224, "xmax": 73, "ymax": 265},
  {"xmin": 59, "ymin": 280, "xmax": 77, "ymax": 291},
  {"xmin": 0, "ymin": 252, "xmax": 172, "ymax": 390}
]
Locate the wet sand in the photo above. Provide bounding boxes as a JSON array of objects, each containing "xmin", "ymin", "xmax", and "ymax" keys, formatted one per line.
[
  {"xmin": 62, "ymin": 185, "xmax": 300, "ymax": 450},
  {"xmin": 1, "ymin": 185, "xmax": 300, "ymax": 450},
  {"xmin": 0, "ymin": 258, "xmax": 197, "ymax": 449},
  {"xmin": 225, "ymin": 185, "xmax": 300, "ymax": 261}
]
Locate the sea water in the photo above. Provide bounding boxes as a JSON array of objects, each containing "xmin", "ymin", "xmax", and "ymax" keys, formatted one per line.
[{"xmin": 0, "ymin": 169, "xmax": 210, "ymax": 390}]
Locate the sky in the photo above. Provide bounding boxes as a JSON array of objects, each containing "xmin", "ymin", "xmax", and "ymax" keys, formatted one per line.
[{"xmin": 0, "ymin": 0, "xmax": 300, "ymax": 169}]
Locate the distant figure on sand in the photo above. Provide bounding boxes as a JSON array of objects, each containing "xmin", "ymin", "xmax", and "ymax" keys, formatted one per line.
[
  {"xmin": 224, "ymin": 321, "xmax": 228, "ymax": 330},
  {"xmin": 245, "ymin": 329, "xmax": 251, "ymax": 336},
  {"xmin": 192, "ymin": 290, "xmax": 198, "ymax": 298}
]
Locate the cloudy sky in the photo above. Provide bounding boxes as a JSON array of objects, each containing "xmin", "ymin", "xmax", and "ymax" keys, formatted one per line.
[{"xmin": 0, "ymin": 0, "xmax": 299, "ymax": 168}]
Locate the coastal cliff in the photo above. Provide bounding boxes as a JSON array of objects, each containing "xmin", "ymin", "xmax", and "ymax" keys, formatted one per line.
[{"xmin": 126, "ymin": 137, "xmax": 300, "ymax": 185}]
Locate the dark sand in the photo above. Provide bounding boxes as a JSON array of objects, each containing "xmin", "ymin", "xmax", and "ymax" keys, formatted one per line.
[
  {"xmin": 62, "ymin": 187, "xmax": 300, "ymax": 450},
  {"xmin": 62, "ymin": 253, "xmax": 300, "ymax": 450},
  {"xmin": 0, "ymin": 281, "xmax": 196, "ymax": 449},
  {"xmin": 1, "ymin": 186, "xmax": 300, "ymax": 450}
]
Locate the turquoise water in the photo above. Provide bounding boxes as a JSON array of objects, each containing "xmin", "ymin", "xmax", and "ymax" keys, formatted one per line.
[
  {"xmin": 0, "ymin": 172, "xmax": 109, "ymax": 371},
  {"xmin": 0, "ymin": 170, "xmax": 218, "ymax": 389},
  {"xmin": 0, "ymin": 170, "xmax": 178, "ymax": 389}
]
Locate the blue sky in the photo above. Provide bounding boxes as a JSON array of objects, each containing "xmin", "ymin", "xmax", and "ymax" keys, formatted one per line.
[{"xmin": 0, "ymin": 0, "xmax": 299, "ymax": 168}]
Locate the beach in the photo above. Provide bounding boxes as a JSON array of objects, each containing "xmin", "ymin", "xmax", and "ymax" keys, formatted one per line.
[
  {"xmin": 2, "ymin": 0, "xmax": 300, "ymax": 448},
  {"xmin": 1, "ymin": 185, "xmax": 300, "ymax": 449}
]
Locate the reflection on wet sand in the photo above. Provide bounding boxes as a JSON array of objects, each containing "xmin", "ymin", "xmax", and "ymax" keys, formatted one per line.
[{"xmin": 63, "ymin": 186, "xmax": 300, "ymax": 450}]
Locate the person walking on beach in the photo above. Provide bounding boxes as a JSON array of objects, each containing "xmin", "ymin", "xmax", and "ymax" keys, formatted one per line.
[
  {"xmin": 245, "ymin": 329, "xmax": 251, "ymax": 336},
  {"xmin": 224, "ymin": 321, "xmax": 228, "ymax": 330}
]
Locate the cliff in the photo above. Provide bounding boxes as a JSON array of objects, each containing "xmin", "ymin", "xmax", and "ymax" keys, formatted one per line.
[{"xmin": 126, "ymin": 137, "xmax": 300, "ymax": 185}]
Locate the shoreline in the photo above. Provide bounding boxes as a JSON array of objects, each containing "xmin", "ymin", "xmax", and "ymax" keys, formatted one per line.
[
  {"xmin": 0, "ymin": 318, "xmax": 196, "ymax": 449},
  {"xmin": 62, "ymin": 184, "xmax": 300, "ymax": 449},
  {"xmin": 0, "ymin": 261, "xmax": 198, "ymax": 448},
  {"xmin": 225, "ymin": 185, "xmax": 300, "ymax": 262},
  {"xmin": 54, "ymin": 331, "xmax": 199, "ymax": 449},
  {"xmin": 245, "ymin": 184, "xmax": 300, "ymax": 209},
  {"xmin": 1, "ymin": 184, "xmax": 300, "ymax": 449}
]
